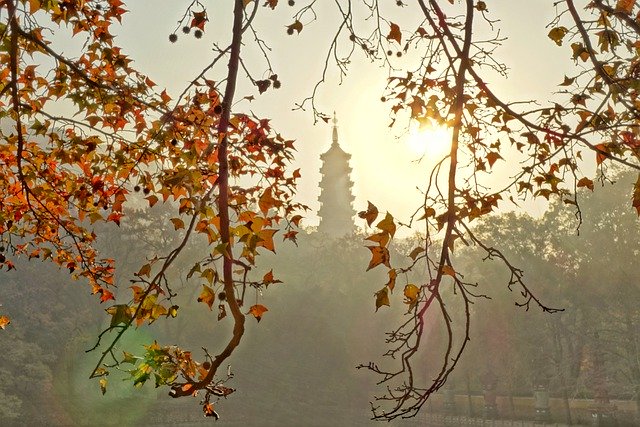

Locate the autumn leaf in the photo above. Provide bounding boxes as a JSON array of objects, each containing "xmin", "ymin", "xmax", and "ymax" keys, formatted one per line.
[
  {"xmin": 358, "ymin": 201, "xmax": 379, "ymax": 227},
  {"xmin": 366, "ymin": 246, "xmax": 391, "ymax": 271},
  {"xmin": 577, "ymin": 177, "xmax": 594, "ymax": 191},
  {"xmin": 248, "ymin": 304, "xmax": 268, "ymax": 322},
  {"xmin": 386, "ymin": 269, "xmax": 397, "ymax": 292},
  {"xmin": 259, "ymin": 187, "xmax": 277, "ymax": 214},
  {"xmin": 376, "ymin": 212, "xmax": 396, "ymax": 237},
  {"xmin": 403, "ymin": 284, "xmax": 420, "ymax": 304},
  {"xmin": 197, "ymin": 285, "xmax": 216, "ymax": 310},
  {"xmin": 374, "ymin": 287, "xmax": 390, "ymax": 311},
  {"xmin": 170, "ymin": 217, "xmax": 185, "ymax": 230},
  {"xmin": 486, "ymin": 152, "xmax": 503, "ymax": 168},
  {"xmin": 264, "ymin": 0, "xmax": 278, "ymax": 9},
  {"xmin": 442, "ymin": 264, "xmax": 456, "ymax": 277},
  {"xmin": 107, "ymin": 304, "xmax": 131, "ymax": 327},
  {"xmin": 99, "ymin": 378, "xmax": 108, "ymax": 395},
  {"xmin": 287, "ymin": 20, "xmax": 303, "ymax": 34},
  {"xmin": 0, "ymin": 315, "xmax": 10, "ymax": 330},
  {"xmin": 191, "ymin": 10, "xmax": 208, "ymax": 30},
  {"xmin": 263, "ymin": 269, "xmax": 282, "ymax": 285},
  {"xmin": 409, "ymin": 246, "xmax": 425, "ymax": 260},
  {"xmin": 387, "ymin": 22, "xmax": 402, "ymax": 44},
  {"xmin": 366, "ymin": 232, "xmax": 390, "ymax": 248},
  {"xmin": 548, "ymin": 26, "xmax": 568, "ymax": 46},
  {"xmin": 615, "ymin": 0, "xmax": 634, "ymax": 14},
  {"xmin": 122, "ymin": 351, "xmax": 138, "ymax": 364},
  {"xmin": 203, "ymin": 403, "xmax": 219, "ymax": 419},
  {"xmin": 217, "ymin": 304, "xmax": 227, "ymax": 321}
]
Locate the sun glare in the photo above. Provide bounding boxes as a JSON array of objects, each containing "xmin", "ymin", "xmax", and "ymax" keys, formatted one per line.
[{"xmin": 406, "ymin": 123, "xmax": 452, "ymax": 158}]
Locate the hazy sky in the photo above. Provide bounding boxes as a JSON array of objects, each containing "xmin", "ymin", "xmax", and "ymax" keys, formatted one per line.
[{"xmin": 107, "ymin": 1, "xmax": 573, "ymax": 231}]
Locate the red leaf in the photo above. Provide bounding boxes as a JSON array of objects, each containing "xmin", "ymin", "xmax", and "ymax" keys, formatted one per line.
[{"xmin": 387, "ymin": 22, "xmax": 402, "ymax": 44}]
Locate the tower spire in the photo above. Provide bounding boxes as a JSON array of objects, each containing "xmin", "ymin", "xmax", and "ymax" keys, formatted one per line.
[{"xmin": 317, "ymin": 113, "xmax": 356, "ymax": 237}]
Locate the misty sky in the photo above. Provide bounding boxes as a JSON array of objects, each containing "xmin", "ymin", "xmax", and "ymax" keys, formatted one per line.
[{"xmin": 100, "ymin": 1, "xmax": 577, "ymax": 231}]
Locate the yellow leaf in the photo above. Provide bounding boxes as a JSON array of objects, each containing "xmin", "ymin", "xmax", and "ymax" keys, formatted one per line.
[
  {"xmin": 376, "ymin": 212, "xmax": 396, "ymax": 237},
  {"xmin": 442, "ymin": 264, "xmax": 456, "ymax": 277},
  {"xmin": 403, "ymin": 284, "xmax": 420, "ymax": 303},
  {"xmin": 99, "ymin": 378, "xmax": 107, "ymax": 395},
  {"xmin": 197, "ymin": 285, "xmax": 216, "ymax": 310},
  {"xmin": 374, "ymin": 287, "xmax": 390, "ymax": 311},
  {"xmin": 548, "ymin": 26, "xmax": 568, "ymax": 46},
  {"xmin": 248, "ymin": 304, "xmax": 268, "ymax": 322}
]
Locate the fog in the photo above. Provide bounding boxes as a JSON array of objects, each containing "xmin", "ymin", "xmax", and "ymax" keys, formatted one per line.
[{"xmin": 1, "ymin": 168, "xmax": 638, "ymax": 427}]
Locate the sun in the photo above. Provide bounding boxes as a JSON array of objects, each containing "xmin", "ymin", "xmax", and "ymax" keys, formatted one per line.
[{"xmin": 405, "ymin": 122, "xmax": 452, "ymax": 158}]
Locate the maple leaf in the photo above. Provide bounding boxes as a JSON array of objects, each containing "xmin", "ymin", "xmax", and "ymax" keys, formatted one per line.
[
  {"xmin": 247, "ymin": 304, "xmax": 268, "ymax": 322},
  {"xmin": 287, "ymin": 20, "xmax": 303, "ymax": 34},
  {"xmin": 386, "ymin": 269, "xmax": 397, "ymax": 292},
  {"xmin": 358, "ymin": 201, "xmax": 379, "ymax": 227},
  {"xmin": 366, "ymin": 246, "xmax": 391, "ymax": 271},
  {"xmin": 191, "ymin": 10, "xmax": 208, "ymax": 30},
  {"xmin": 263, "ymin": 269, "xmax": 282, "ymax": 285},
  {"xmin": 0, "ymin": 315, "xmax": 10, "ymax": 330},
  {"xmin": 376, "ymin": 212, "xmax": 396, "ymax": 237},
  {"xmin": 548, "ymin": 26, "xmax": 568, "ymax": 46},
  {"xmin": 403, "ymin": 284, "xmax": 420, "ymax": 306},
  {"xmin": 616, "ymin": 0, "xmax": 634, "ymax": 14},
  {"xmin": 197, "ymin": 285, "xmax": 216, "ymax": 310},
  {"xmin": 577, "ymin": 177, "xmax": 594, "ymax": 191},
  {"xmin": 441, "ymin": 264, "xmax": 456, "ymax": 277},
  {"xmin": 387, "ymin": 22, "xmax": 402, "ymax": 44},
  {"xmin": 203, "ymin": 403, "xmax": 219, "ymax": 419},
  {"xmin": 263, "ymin": 0, "xmax": 278, "ymax": 9},
  {"xmin": 374, "ymin": 287, "xmax": 390, "ymax": 311},
  {"xmin": 486, "ymin": 152, "xmax": 503, "ymax": 168}
]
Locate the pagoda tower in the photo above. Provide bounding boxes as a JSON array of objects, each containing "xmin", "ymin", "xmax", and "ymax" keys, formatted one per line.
[{"xmin": 317, "ymin": 114, "xmax": 356, "ymax": 236}]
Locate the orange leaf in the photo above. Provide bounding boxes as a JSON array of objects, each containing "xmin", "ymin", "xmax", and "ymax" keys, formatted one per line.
[
  {"xmin": 0, "ymin": 315, "xmax": 10, "ymax": 330},
  {"xmin": 386, "ymin": 269, "xmax": 397, "ymax": 292},
  {"xmin": 197, "ymin": 285, "xmax": 216, "ymax": 310},
  {"xmin": 577, "ymin": 177, "xmax": 594, "ymax": 191},
  {"xmin": 616, "ymin": 0, "xmax": 634, "ymax": 14},
  {"xmin": 387, "ymin": 22, "xmax": 402, "ymax": 44},
  {"xmin": 258, "ymin": 187, "xmax": 276, "ymax": 215},
  {"xmin": 263, "ymin": 269, "xmax": 282, "ymax": 285},
  {"xmin": 248, "ymin": 304, "xmax": 268, "ymax": 322},
  {"xmin": 366, "ymin": 246, "xmax": 391, "ymax": 271}
]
